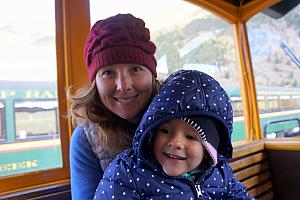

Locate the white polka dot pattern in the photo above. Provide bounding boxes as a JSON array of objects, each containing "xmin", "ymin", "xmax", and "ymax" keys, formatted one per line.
[{"xmin": 93, "ymin": 70, "xmax": 254, "ymax": 200}]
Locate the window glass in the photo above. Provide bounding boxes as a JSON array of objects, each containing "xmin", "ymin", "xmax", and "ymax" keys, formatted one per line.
[
  {"xmin": 247, "ymin": 4, "xmax": 300, "ymax": 138},
  {"xmin": 0, "ymin": 101, "xmax": 5, "ymax": 142},
  {"xmin": 0, "ymin": 0, "xmax": 62, "ymax": 177},
  {"xmin": 14, "ymin": 100, "xmax": 58, "ymax": 140},
  {"xmin": 90, "ymin": 0, "xmax": 244, "ymax": 141}
]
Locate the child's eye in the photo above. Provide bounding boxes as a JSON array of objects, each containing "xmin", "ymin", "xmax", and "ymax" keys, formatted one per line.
[
  {"xmin": 158, "ymin": 128, "xmax": 171, "ymax": 134},
  {"xmin": 186, "ymin": 134, "xmax": 198, "ymax": 141}
]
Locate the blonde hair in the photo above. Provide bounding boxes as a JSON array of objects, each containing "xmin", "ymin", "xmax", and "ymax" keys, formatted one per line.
[{"xmin": 68, "ymin": 77, "xmax": 160, "ymax": 159}]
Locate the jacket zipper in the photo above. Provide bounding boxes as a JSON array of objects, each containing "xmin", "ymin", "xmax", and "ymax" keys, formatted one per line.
[
  {"xmin": 192, "ymin": 166, "xmax": 214, "ymax": 199},
  {"xmin": 195, "ymin": 184, "xmax": 202, "ymax": 198},
  {"xmin": 178, "ymin": 166, "xmax": 213, "ymax": 199}
]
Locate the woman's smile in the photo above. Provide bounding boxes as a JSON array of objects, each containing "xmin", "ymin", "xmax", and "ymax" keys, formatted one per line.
[{"xmin": 113, "ymin": 94, "xmax": 139, "ymax": 104}]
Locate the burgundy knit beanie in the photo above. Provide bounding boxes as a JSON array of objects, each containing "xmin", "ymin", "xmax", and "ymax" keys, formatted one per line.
[{"xmin": 84, "ymin": 13, "xmax": 157, "ymax": 83}]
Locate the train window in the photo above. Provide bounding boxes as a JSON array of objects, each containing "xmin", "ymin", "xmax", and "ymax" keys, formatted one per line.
[
  {"xmin": 230, "ymin": 97, "xmax": 243, "ymax": 117},
  {"xmin": 0, "ymin": 0, "xmax": 63, "ymax": 178},
  {"xmin": 292, "ymin": 95, "xmax": 300, "ymax": 108},
  {"xmin": 90, "ymin": 0, "xmax": 245, "ymax": 141},
  {"xmin": 267, "ymin": 96, "xmax": 280, "ymax": 112},
  {"xmin": 280, "ymin": 96, "xmax": 293, "ymax": 111},
  {"xmin": 14, "ymin": 100, "xmax": 58, "ymax": 140},
  {"xmin": 0, "ymin": 101, "xmax": 5, "ymax": 142},
  {"xmin": 247, "ymin": 4, "xmax": 300, "ymax": 138},
  {"xmin": 257, "ymin": 96, "xmax": 266, "ymax": 113}
]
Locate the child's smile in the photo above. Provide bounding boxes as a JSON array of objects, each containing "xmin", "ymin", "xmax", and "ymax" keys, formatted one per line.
[{"xmin": 164, "ymin": 152, "xmax": 187, "ymax": 160}]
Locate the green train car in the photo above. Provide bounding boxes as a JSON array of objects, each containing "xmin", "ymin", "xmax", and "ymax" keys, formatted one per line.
[
  {"xmin": 1, "ymin": 81, "xmax": 300, "ymax": 176},
  {"xmin": 228, "ymin": 86, "xmax": 300, "ymax": 141},
  {"xmin": 0, "ymin": 81, "xmax": 62, "ymax": 176}
]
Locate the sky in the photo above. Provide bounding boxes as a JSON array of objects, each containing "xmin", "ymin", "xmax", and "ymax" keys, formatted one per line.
[
  {"xmin": 0, "ymin": 0, "xmax": 203, "ymax": 81},
  {"xmin": 0, "ymin": 0, "xmax": 56, "ymax": 81},
  {"xmin": 90, "ymin": 0, "xmax": 203, "ymax": 32}
]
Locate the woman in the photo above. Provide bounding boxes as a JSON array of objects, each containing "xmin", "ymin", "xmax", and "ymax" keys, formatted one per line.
[{"xmin": 69, "ymin": 14, "xmax": 159, "ymax": 200}]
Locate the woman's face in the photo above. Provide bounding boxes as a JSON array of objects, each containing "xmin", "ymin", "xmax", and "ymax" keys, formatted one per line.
[{"xmin": 95, "ymin": 64, "xmax": 153, "ymax": 122}]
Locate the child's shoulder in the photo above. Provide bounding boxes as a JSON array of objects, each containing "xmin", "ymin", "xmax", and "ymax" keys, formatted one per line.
[{"xmin": 207, "ymin": 160, "xmax": 233, "ymax": 181}]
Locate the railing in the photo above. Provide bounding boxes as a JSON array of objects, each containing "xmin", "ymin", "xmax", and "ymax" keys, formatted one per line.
[{"xmin": 263, "ymin": 118, "xmax": 300, "ymax": 138}]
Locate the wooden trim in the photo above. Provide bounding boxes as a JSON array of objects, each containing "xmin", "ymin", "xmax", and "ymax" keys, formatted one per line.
[
  {"xmin": 232, "ymin": 22, "xmax": 262, "ymax": 140},
  {"xmin": 232, "ymin": 139, "xmax": 255, "ymax": 147},
  {"xmin": 61, "ymin": 0, "xmax": 90, "ymax": 139},
  {"xmin": 0, "ymin": 181, "xmax": 70, "ymax": 199},
  {"xmin": 240, "ymin": 0, "xmax": 281, "ymax": 22},
  {"xmin": 62, "ymin": 0, "xmax": 90, "ymax": 92},
  {"xmin": 233, "ymin": 138, "xmax": 264, "ymax": 158},
  {"xmin": 233, "ymin": 22, "xmax": 250, "ymax": 140},
  {"xmin": 185, "ymin": 0, "xmax": 281, "ymax": 23},
  {"xmin": 264, "ymin": 140, "xmax": 300, "ymax": 150},
  {"xmin": 0, "ymin": 170, "xmax": 69, "ymax": 195},
  {"xmin": 54, "ymin": 0, "xmax": 70, "ymax": 172},
  {"xmin": 0, "ymin": 0, "xmax": 92, "ymax": 194},
  {"xmin": 185, "ymin": 0, "xmax": 238, "ymax": 23},
  {"xmin": 61, "ymin": 0, "xmax": 90, "ymax": 140}
]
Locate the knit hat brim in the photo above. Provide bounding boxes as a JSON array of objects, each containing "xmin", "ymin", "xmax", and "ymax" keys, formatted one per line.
[
  {"xmin": 89, "ymin": 46, "xmax": 157, "ymax": 82},
  {"xmin": 178, "ymin": 116, "xmax": 220, "ymax": 166}
]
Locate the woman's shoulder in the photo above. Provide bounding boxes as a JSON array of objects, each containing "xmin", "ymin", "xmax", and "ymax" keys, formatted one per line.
[
  {"xmin": 70, "ymin": 125, "xmax": 95, "ymax": 158},
  {"xmin": 70, "ymin": 125, "xmax": 90, "ymax": 145},
  {"xmin": 70, "ymin": 126, "xmax": 84, "ymax": 145}
]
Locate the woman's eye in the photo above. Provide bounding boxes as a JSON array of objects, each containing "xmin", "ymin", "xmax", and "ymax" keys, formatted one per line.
[
  {"xmin": 101, "ymin": 70, "xmax": 112, "ymax": 77},
  {"xmin": 131, "ymin": 65, "xmax": 143, "ymax": 73}
]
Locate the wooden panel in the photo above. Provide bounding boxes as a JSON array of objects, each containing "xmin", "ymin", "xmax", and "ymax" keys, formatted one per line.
[
  {"xmin": 231, "ymin": 142, "xmax": 275, "ymax": 199},
  {"xmin": 230, "ymin": 152, "xmax": 266, "ymax": 171},
  {"xmin": 248, "ymin": 181, "xmax": 272, "ymax": 197},
  {"xmin": 234, "ymin": 162, "xmax": 269, "ymax": 181},
  {"xmin": 267, "ymin": 150, "xmax": 300, "ymax": 199},
  {"xmin": 243, "ymin": 171, "xmax": 271, "ymax": 189},
  {"xmin": 258, "ymin": 191, "xmax": 273, "ymax": 200}
]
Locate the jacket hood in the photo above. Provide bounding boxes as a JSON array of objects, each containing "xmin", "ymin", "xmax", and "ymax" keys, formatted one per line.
[{"xmin": 133, "ymin": 70, "xmax": 233, "ymax": 163}]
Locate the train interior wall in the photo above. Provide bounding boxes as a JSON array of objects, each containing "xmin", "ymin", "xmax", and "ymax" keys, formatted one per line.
[{"xmin": 267, "ymin": 149, "xmax": 300, "ymax": 200}]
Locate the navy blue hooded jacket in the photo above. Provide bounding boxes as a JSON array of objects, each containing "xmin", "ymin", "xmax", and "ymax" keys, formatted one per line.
[{"xmin": 94, "ymin": 70, "xmax": 254, "ymax": 200}]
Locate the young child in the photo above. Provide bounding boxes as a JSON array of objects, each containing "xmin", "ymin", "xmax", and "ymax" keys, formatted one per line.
[{"xmin": 94, "ymin": 70, "xmax": 254, "ymax": 199}]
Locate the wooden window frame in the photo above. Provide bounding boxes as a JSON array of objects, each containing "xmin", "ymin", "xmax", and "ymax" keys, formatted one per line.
[{"xmin": 0, "ymin": 0, "xmax": 89, "ymax": 194}]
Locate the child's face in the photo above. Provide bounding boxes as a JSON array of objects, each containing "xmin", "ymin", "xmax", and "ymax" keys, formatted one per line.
[{"xmin": 153, "ymin": 119, "xmax": 205, "ymax": 176}]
